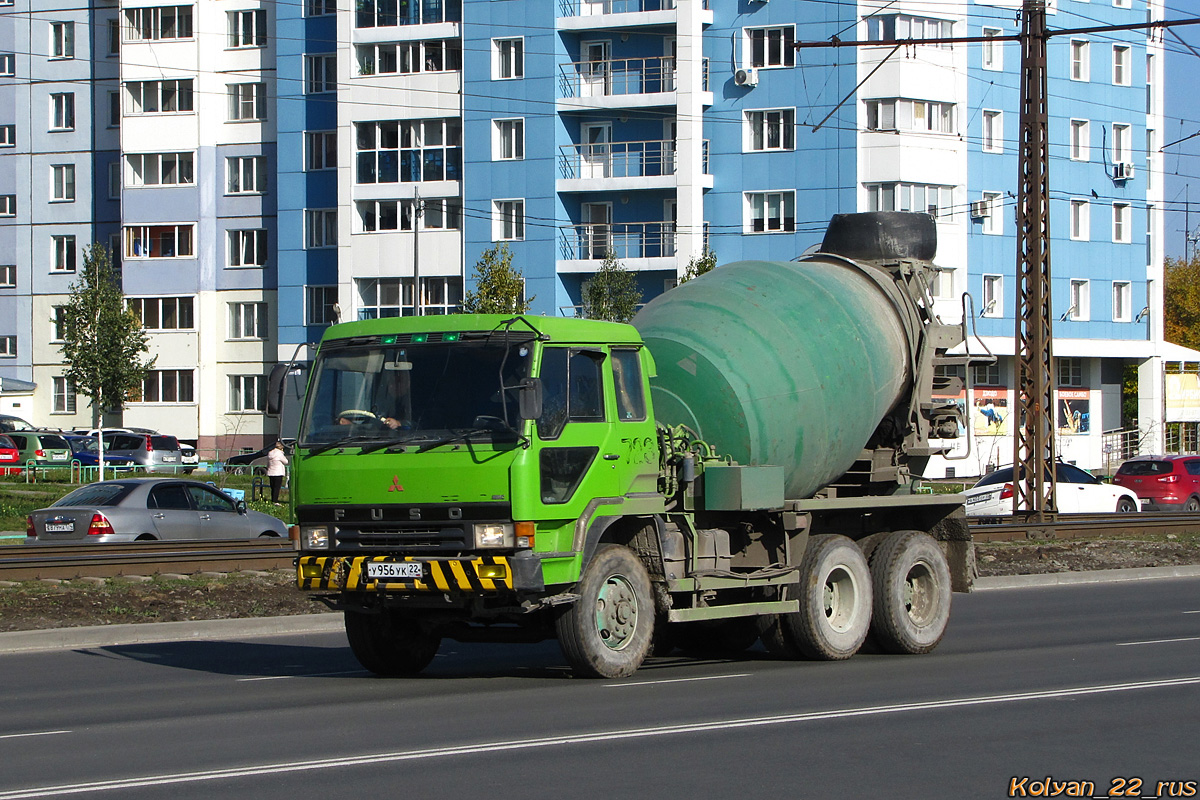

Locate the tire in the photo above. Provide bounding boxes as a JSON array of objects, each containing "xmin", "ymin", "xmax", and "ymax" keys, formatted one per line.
[
  {"xmin": 1184, "ymin": 497, "xmax": 1200, "ymax": 513},
  {"xmin": 1116, "ymin": 497, "xmax": 1138, "ymax": 513},
  {"xmin": 258, "ymin": 531, "xmax": 281, "ymax": 538},
  {"xmin": 773, "ymin": 534, "xmax": 872, "ymax": 661},
  {"xmin": 344, "ymin": 609, "xmax": 441, "ymax": 677},
  {"xmin": 868, "ymin": 531, "xmax": 952, "ymax": 655},
  {"xmin": 555, "ymin": 544, "xmax": 654, "ymax": 678},
  {"xmin": 671, "ymin": 618, "xmax": 761, "ymax": 658}
]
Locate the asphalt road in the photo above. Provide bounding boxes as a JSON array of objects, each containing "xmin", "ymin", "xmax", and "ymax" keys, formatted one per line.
[{"xmin": 1, "ymin": 578, "xmax": 1198, "ymax": 800}]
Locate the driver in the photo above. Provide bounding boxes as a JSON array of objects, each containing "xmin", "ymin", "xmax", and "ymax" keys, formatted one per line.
[{"xmin": 336, "ymin": 411, "xmax": 406, "ymax": 430}]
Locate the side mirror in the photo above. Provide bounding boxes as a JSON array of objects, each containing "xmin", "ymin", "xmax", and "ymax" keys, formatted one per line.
[
  {"xmin": 518, "ymin": 377, "xmax": 542, "ymax": 421},
  {"xmin": 265, "ymin": 363, "xmax": 290, "ymax": 417},
  {"xmin": 236, "ymin": 499, "xmax": 248, "ymax": 514}
]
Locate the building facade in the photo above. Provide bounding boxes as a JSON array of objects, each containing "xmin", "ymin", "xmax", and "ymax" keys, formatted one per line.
[{"xmin": 0, "ymin": 0, "xmax": 1175, "ymax": 474}]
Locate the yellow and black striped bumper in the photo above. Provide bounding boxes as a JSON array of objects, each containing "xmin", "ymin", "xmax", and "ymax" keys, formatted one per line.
[{"xmin": 297, "ymin": 554, "xmax": 512, "ymax": 593}]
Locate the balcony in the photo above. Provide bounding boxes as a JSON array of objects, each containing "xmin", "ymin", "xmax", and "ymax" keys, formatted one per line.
[
  {"xmin": 557, "ymin": 139, "xmax": 710, "ymax": 191},
  {"xmin": 559, "ymin": 221, "xmax": 676, "ymax": 264},
  {"xmin": 557, "ymin": 0, "xmax": 712, "ymax": 31},
  {"xmin": 558, "ymin": 56, "xmax": 708, "ymax": 109}
]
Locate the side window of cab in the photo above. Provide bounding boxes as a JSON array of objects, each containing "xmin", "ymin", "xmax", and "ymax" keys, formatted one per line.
[{"xmin": 537, "ymin": 347, "xmax": 606, "ymax": 440}]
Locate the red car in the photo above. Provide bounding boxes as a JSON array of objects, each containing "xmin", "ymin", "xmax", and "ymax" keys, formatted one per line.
[
  {"xmin": 1113, "ymin": 455, "xmax": 1200, "ymax": 511},
  {"xmin": 0, "ymin": 434, "xmax": 21, "ymax": 475}
]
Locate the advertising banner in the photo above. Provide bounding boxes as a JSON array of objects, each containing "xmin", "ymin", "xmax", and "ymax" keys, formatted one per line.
[
  {"xmin": 1165, "ymin": 373, "xmax": 1200, "ymax": 423},
  {"xmin": 1057, "ymin": 389, "xmax": 1090, "ymax": 435},
  {"xmin": 972, "ymin": 388, "xmax": 1009, "ymax": 436}
]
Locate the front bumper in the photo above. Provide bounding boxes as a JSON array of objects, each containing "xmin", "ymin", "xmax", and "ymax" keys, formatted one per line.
[{"xmin": 298, "ymin": 554, "xmax": 518, "ymax": 593}]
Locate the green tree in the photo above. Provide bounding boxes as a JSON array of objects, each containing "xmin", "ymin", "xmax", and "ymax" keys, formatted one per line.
[
  {"xmin": 679, "ymin": 247, "xmax": 718, "ymax": 284},
  {"xmin": 58, "ymin": 244, "xmax": 156, "ymax": 430},
  {"xmin": 460, "ymin": 242, "xmax": 533, "ymax": 314},
  {"xmin": 1164, "ymin": 254, "xmax": 1200, "ymax": 350},
  {"xmin": 581, "ymin": 250, "xmax": 642, "ymax": 323}
]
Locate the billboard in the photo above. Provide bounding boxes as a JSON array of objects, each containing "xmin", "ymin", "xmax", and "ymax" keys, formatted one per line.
[
  {"xmin": 972, "ymin": 388, "xmax": 1009, "ymax": 436},
  {"xmin": 1165, "ymin": 373, "xmax": 1200, "ymax": 423},
  {"xmin": 1057, "ymin": 389, "xmax": 1090, "ymax": 435}
]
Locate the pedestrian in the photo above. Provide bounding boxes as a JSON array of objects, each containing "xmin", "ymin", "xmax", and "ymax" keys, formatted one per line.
[{"xmin": 266, "ymin": 441, "xmax": 288, "ymax": 504}]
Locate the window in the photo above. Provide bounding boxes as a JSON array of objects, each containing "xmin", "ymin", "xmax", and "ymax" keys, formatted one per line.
[
  {"xmin": 0, "ymin": 195, "xmax": 13, "ymax": 217},
  {"xmin": 746, "ymin": 109, "xmax": 795, "ymax": 151},
  {"xmin": 1068, "ymin": 279, "xmax": 1090, "ymax": 321},
  {"xmin": 1057, "ymin": 358, "xmax": 1083, "ymax": 387},
  {"xmin": 1113, "ymin": 281, "xmax": 1132, "ymax": 322},
  {"xmin": 746, "ymin": 191, "xmax": 795, "ymax": 233},
  {"xmin": 0, "ymin": 125, "xmax": 13, "ymax": 147},
  {"xmin": 1146, "ymin": 128, "xmax": 1156, "ymax": 190},
  {"xmin": 0, "ymin": 265, "xmax": 15, "ymax": 287},
  {"xmin": 305, "ymin": 131, "xmax": 337, "ymax": 171},
  {"xmin": 1146, "ymin": 53, "xmax": 1156, "ymax": 114},
  {"xmin": 1071, "ymin": 40, "xmax": 1090, "ymax": 81},
  {"xmin": 419, "ymin": 277, "xmax": 462, "ymax": 316},
  {"xmin": 123, "ymin": 6, "xmax": 192, "ymax": 41},
  {"xmin": 357, "ymin": 40, "xmax": 461, "ymax": 75},
  {"xmin": 1112, "ymin": 203, "xmax": 1130, "ymax": 243},
  {"xmin": 109, "ymin": 91, "xmax": 120, "ymax": 126},
  {"xmin": 1070, "ymin": 119, "xmax": 1089, "ymax": 161},
  {"xmin": 125, "ymin": 225, "xmax": 194, "ymax": 259},
  {"xmin": 0, "ymin": 53, "xmax": 14, "ymax": 76},
  {"xmin": 493, "ymin": 38, "xmax": 523, "ymax": 79},
  {"xmin": 0, "ymin": 336, "xmax": 14, "ymax": 358},
  {"xmin": 307, "ymin": 0, "xmax": 336, "ymax": 16},
  {"xmin": 226, "ymin": 156, "xmax": 266, "ymax": 194},
  {"xmin": 971, "ymin": 362, "xmax": 1000, "ymax": 387},
  {"xmin": 51, "ymin": 164, "xmax": 75, "ymax": 202},
  {"xmin": 1070, "ymin": 199, "xmax": 1090, "ymax": 241},
  {"xmin": 125, "ymin": 79, "xmax": 194, "ymax": 114},
  {"xmin": 355, "ymin": 119, "xmax": 462, "ymax": 183},
  {"xmin": 228, "ymin": 83, "xmax": 266, "ymax": 121},
  {"xmin": 306, "ymin": 55, "xmax": 337, "ymax": 94},
  {"xmin": 305, "ymin": 209, "xmax": 337, "ymax": 248},
  {"xmin": 982, "ymin": 110, "xmax": 1002, "ymax": 152},
  {"xmin": 228, "ymin": 302, "xmax": 267, "ymax": 340},
  {"xmin": 51, "ymin": 22, "xmax": 74, "ymax": 58},
  {"xmin": 355, "ymin": 277, "xmax": 462, "ymax": 318},
  {"xmin": 493, "ymin": 199, "xmax": 525, "ymax": 241},
  {"xmin": 982, "ymin": 274, "xmax": 1003, "ymax": 317},
  {"xmin": 306, "ymin": 286, "xmax": 338, "ymax": 325},
  {"xmin": 139, "ymin": 370, "xmax": 194, "ymax": 403},
  {"xmin": 53, "ymin": 377, "xmax": 76, "ymax": 414},
  {"xmin": 228, "ymin": 10, "xmax": 266, "ymax": 48},
  {"xmin": 126, "ymin": 152, "xmax": 194, "ymax": 187},
  {"xmin": 981, "ymin": 191, "xmax": 1002, "ymax": 234},
  {"xmin": 355, "ymin": 0, "xmax": 461, "ymax": 27},
  {"xmin": 50, "ymin": 93, "xmax": 75, "ymax": 130},
  {"xmin": 109, "ymin": 160, "xmax": 121, "ymax": 199},
  {"xmin": 1112, "ymin": 123, "xmax": 1131, "ymax": 164},
  {"xmin": 1113, "ymin": 0, "xmax": 1131, "ymax": 7},
  {"xmin": 866, "ymin": 183, "xmax": 954, "ymax": 217},
  {"xmin": 357, "ymin": 198, "xmax": 462, "ymax": 232},
  {"xmin": 52, "ymin": 235, "xmax": 76, "ymax": 272},
  {"xmin": 982, "ymin": 27, "xmax": 1003, "ymax": 70},
  {"xmin": 612, "ymin": 349, "xmax": 646, "ymax": 421},
  {"xmin": 865, "ymin": 99, "xmax": 954, "ymax": 134},
  {"xmin": 128, "ymin": 297, "xmax": 194, "ymax": 330},
  {"xmin": 488, "ymin": 118, "xmax": 524, "ymax": 161},
  {"xmin": 230, "ymin": 375, "xmax": 267, "ymax": 412},
  {"xmin": 747, "ymin": 26, "xmax": 795, "ymax": 68},
  {"xmin": 107, "ymin": 18, "xmax": 119, "ymax": 55},
  {"xmin": 228, "ymin": 229, "xmax": 268, "ymax": 267},
  {"xmin": 865, "ymin": 14, "xmax": 953, "ymax": 47},
  {"xmin": 1147, "ymin": 203, "xmax": 1156, "ymax": 268},
  {"xmin": 1112, "ymin": 45, "xmax": 1130, "ymax": 86},
  {"xmin": 51, "ymin": 306, "xmax": 67, "ymax": 341}
]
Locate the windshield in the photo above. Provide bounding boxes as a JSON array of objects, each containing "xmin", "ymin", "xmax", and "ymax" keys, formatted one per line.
[
  {"xmin": 1117, "ymin": 459, "xmax": 1172, "ymax": 476},
  {"xmin": 299, "ymin": 335, "xmax": 533, "ymax": 447}
]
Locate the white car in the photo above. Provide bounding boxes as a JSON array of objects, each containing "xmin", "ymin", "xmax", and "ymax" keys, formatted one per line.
[{"xmin": 964, "ymin": 462, "xmax": 1140, "ymax": 517}]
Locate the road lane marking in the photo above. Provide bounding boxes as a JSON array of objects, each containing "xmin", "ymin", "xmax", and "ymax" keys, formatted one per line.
[
  {"xmin": 606, "ymin": 673, "xmax": 752, "ymax": 688},
  {"xmin": 3, "ymin": 675, "xmax": 1200, "ymax": 798},
  {"xmin": 1117, "ymin": 636, "xmax": 1200, "ymax": 646},
  {"xmin": 0, "ymin": 732, "xmax": 69, "ymax": 742},
  {"xmin": 236, "ymin": 670, "xmax": 365, "ymax": 682}
]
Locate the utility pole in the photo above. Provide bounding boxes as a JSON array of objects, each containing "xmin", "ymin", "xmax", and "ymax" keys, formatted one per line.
[
  {"xmin": 413, "ymin": 190, "xmax": 424, "ymax": 316},
  {"xmin": 1012, "ymin": 0, "xmax": 1057, "ymax": 522}
]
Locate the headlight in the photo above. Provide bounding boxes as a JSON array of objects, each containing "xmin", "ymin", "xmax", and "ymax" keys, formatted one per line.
[
  {"xmin": 302, "ymin": 525, "xmax": 330, "ymax": 549},
  {"xmin": 473, "ymin": 523, "xmax": 514, "ymax": 549}
]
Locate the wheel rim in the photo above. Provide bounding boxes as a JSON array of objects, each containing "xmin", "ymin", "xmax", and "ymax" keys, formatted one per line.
[
  {"xmin": 902, "ymin": 559, "xmax": 938, "ymax": 626},
  {"xmin": 595, "ymin": 572, "xmax": 639, "ymax": 651},
  {"xmin": 822, "ymin": 565, "xmax": 861, "ymax": 633}
]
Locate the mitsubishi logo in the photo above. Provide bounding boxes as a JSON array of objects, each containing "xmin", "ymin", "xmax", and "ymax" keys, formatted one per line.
[{"xmin": 387, "ymin": 475, "xmax": 404, "ymax": 492}]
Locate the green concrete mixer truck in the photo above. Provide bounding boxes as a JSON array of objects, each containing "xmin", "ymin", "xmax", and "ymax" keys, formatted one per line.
[{"xmin": 278, "ymin": 211, "xmax": 976, "ymax": 679}]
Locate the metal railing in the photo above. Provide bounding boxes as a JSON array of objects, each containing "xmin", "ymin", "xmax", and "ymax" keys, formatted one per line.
[
  {"xmin": 560, "ymin": 55, "xmax": 677, "ymax": 98},
  {"xmin": 558, "ymin": 138, "xmax": 709, "ymax": 179},
  {"xmin": 560, "ymin": 221, "xmax": 677, "ymax": 260}
]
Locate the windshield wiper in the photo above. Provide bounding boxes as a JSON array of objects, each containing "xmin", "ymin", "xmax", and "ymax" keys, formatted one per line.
[
  {"xmin": 304, "ymin": 435, "xmax": 380, "ymax": 457},
  {"xmin": 356, "ymin": 435, "xmax": 431, "ymax": 455},
  {"xmin": 415, "ymin": 428, "xmax": 494, "ymax": 454}
]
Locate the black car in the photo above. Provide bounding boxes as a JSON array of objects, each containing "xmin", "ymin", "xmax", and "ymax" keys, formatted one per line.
[{"xmin": 224, "ymin": 446, "xmax": 281, "ymax": 475}]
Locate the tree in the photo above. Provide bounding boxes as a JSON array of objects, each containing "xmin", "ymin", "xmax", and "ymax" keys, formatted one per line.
[
  {"xmin": 460, "ymin": 242, "xmax": 533, "ymax": 314},
  {"xmin": 679, "ymin": 247, "xmax": 718, "ymax": 284},
  {"xmin": 58, "ymin": 244, "xmax": 156, "ymax": 431},
  {"xmin": 1164, "ymin": 254, "xmax": 1200, "ymax": 350},
  {"xmin": 581, "ymin": 251, "xmax": 642, "ymax": 323}
]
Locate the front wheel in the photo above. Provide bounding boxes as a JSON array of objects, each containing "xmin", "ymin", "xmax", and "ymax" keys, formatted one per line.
[
  {"xmin": 1116, "ymin": 497, "xmax": 1138, "ymax": 513},
  {"xmin": 869, "ymin": 530, "xmax": 952, "ymax": 655},
  {"xmin": 555, "ymin": 544, "xmax": 654, "ymax": 678},
  {"xmin": 344, "ymin": 609, "xmax": 441, "ymax": 677}
]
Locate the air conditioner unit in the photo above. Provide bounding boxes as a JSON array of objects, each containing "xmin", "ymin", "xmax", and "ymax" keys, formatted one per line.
[
  {"xmin": 969, "ymin": 200, "xmax": 991, "ymax": 219},
  {"xmin": 1112, "ymin": 162, "xmax": 1135, "ymax": 181},
  {"xmin": 734, "ymin": 67, "xmax": 759, "ymax": 87}
]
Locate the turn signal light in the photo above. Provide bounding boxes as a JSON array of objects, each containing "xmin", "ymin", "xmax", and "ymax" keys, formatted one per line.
[
  {"xmin": 515, "ymin": 520, "xmax": 535, "ymax": 549},
  {"xmin": 86, "ymin": 513, "xmax": 113, "ymax": 536}
]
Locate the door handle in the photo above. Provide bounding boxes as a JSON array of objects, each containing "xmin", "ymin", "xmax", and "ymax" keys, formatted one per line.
[
  {"xmin": 153, "ymin": 513, "xmax": 164, "ymax": 519},
  {"xmin": 603, "ymin": 453, "xmax": 620, "ymax": 461},
  {"xmin": 200, "ymin": 514, "xmax": 211, "ymax": 521}
]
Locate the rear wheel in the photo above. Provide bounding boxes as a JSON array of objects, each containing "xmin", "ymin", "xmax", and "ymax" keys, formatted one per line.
[
  {"xmin": 556, "ymin": 544, "xmax": 653, "ymax": 678},
  {"xmin": 344, "ymin": 609, "xmax": 441, "ymax": 677},
  {"xmin": 868, "ymin": 530, "xmax": 952, "ymax": 655},
  {"xmin": 1116, "ymin": 497, "xmax": 1137, "ymax": 513},
  {"xmin": 1185, "ymin": 497, "xmax": 1200, "ymax": 513}
]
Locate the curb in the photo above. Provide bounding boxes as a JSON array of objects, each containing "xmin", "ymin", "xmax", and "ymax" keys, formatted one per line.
[{"xmin": 3, "ymin": 566, "xmax": 1200, "ymax": 655}]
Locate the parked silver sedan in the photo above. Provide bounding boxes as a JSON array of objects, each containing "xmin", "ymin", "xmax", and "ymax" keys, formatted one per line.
[{"xmin": 26, "ymin": 479, "xmax": 289, "ymax": 542}]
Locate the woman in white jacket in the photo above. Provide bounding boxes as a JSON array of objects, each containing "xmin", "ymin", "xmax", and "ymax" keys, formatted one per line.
[{"xmin": 266, "ymin": 441, "xmax": 288, "ymax": 504}]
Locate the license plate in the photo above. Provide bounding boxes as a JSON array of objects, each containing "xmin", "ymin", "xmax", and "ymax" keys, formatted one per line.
[
  {"xmin": 366, "ymin": 561, "xmax": 423, "ymax": 580},
  {"xmin": 162, "ymin": 456, "xmax": 177, "ymax": 462},
  {"xmin": 0, "ymin": 454, "xmax": 13, "ymax": 461},
  {"xmin": 45, "ymin": 523, "xmax": 73, "ymax": 533},
  {"xmin": 50, "ymin": 452, "xmax": 67, "ymax": 460}
]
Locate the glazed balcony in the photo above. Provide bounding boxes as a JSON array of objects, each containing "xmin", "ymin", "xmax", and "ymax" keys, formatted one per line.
[
  {"xmin": 557, "ymin": 56, "xmax": 708, "ymax": 109},
  {"xmin": 557, "ymin": 0, "xmax": 711, "ymax": 31}
]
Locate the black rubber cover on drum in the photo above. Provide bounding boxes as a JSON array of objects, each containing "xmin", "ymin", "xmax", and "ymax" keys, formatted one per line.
[{"xmin": 819, "ymin": 211, "xmax": 938, "ymax": 263}]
